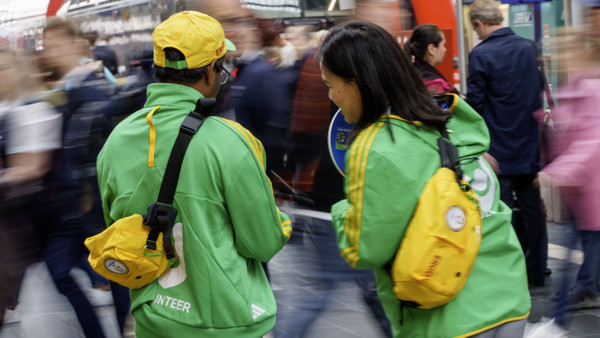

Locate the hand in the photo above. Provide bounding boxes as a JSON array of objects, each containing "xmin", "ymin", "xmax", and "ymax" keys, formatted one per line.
[
  {"xmin": 533, "ymin": 175, "xmax": 541, "ymax": 189},
  {"xmin": 536, "ymin": 171, "xmax": 574, "ymax": 188},
  {"xmin": 483, "ymin": 152, "xmax": 500, "ymax": 174}
]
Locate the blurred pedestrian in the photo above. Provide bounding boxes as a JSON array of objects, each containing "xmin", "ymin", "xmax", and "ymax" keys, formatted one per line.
[
  {"xmin": 0, "ymin": 44, "xmax": 107, "ymax": 338},
  {"xmin": 229, "ymin": 23, "xmax": 295, "ymax": 180},
  {"xmin": 537, "ymin": 9, "xmax": 600, "ymax": 313},
  {"xmin": 274, "ymin": 28, "xmax": 392, "ymax": 338},
  {"xmin": 285, "ymin": 25, "xmax": 328, "ymax": 193},
  {"xmin": 466, "ymin": 0, "xmax": 548, "ymax": 287},
  {"xmin": 84, "ymin": 32, "xmax": 119, "ymax": 76},
  {"xmin": 42, "ymin": 17, "xmax": 130, "ymax": 336},
  {"xmin": 0, "ymin": 49, "xmax": 59, "ymax": 326},
  {"xmin": 322, "ymin": 21, "xmax": 530, "ymax": 337}
]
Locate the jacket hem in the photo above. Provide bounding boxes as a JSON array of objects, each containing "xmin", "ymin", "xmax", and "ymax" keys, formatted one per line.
[
  {"xmin": 133, "ymin": 304, "xmax": 276, "ymax": 338},
  {"xmin": 454, "ymin": 312, "xmax": 530, "ymax": 338}
]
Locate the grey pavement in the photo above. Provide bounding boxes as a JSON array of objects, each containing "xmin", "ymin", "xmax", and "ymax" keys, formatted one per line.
[{"xmin": 1, "ymin": 221, "xmax": 599, "ymax": 337}]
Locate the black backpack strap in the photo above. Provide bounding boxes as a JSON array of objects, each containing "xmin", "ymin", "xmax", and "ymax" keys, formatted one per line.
[
  {"xmin": 436, "ymin": 126, "xmax": 466, "ymax": 189},
  {"xmin": 144, "ymin": 98, "xmax": 217, "ymax": 263}
]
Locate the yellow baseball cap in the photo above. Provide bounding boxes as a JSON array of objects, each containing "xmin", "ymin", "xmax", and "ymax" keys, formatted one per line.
[{"xmin": 153, "ymin": 11, "xmax": 236, "ymax": 70}]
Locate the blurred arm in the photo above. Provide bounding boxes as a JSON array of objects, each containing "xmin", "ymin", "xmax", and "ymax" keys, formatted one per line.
[{"xmin": 2, "ymin": 151, "xmax": 54, "ymax": 186}]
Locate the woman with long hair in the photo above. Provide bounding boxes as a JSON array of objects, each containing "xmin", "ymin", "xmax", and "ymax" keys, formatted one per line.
[
  {"xmin": 321, "ymin": 21, "xmax": 530, "ymax": 337},
  {"xmin": 404, "ymin": 23, "xmax": 458, "ymax": 94}
]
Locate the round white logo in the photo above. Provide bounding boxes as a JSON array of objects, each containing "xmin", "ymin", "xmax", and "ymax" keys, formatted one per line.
[
  {"xmin": 445, "ymin": 206, "xmax": 466, "ymax": 231},
  {"xmin": 104, "ymin": 259, "xmax": 129, "ymax": 275}
]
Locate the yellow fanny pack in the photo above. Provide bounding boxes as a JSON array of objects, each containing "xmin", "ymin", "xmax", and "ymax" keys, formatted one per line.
[
  {"xmin": 85, "ymin": 98, "xmax": 215, "ymax": 289},
  {"xmin": 391, "ymin": 119, "xmax": 482, "ymax": 309},
  {"xmin": 85, "ymin": 214, "xmax": 171, "ymax": 289}
]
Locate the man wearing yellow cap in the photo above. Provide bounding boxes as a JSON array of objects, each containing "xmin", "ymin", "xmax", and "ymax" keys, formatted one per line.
[{"xmin": 96, "ymin": 11, "xmax": 292, "ymax": 337}]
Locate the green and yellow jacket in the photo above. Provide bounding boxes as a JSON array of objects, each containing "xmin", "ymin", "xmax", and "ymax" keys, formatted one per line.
[
  {"xmin": 331, "ymin": 95, "xmax": 530, "ymax": 338},
  {"xmin": 97, "ymin": 83, "xmax": 291, "ymax": 337}
]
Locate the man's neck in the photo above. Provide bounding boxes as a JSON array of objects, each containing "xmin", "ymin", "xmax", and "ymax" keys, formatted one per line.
[
  {"xmin": 482, "ymin": 25, "xmax": 504, "ymax": 39},
  {"xmin": 165, "ymin": 80, "xmax": 209, "ymax": 98}
]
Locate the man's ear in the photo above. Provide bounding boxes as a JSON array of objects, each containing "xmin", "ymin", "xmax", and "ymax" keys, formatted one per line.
[{"xmin": 204, "ymin": 59, "xmax": 218, "ymax": 85}]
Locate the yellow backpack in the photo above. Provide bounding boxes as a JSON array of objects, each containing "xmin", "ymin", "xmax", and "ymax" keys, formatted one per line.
[{"xmin": 391, "ymin": 127, "xmax": 482, "ymax": 309}]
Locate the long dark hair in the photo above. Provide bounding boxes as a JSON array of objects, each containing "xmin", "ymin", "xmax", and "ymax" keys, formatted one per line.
[
  {"xmin": 319, "ymin": 21, "xmax": 446, "ymax": 134},
  {"xmin": 404, "ymin": 24, "xmax": 443, "ymax": 61}
]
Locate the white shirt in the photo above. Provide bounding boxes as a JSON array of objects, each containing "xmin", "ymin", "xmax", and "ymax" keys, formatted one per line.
[{"xmin": 0, "ymin": 100, "xmax": 62, "ymax": 155}]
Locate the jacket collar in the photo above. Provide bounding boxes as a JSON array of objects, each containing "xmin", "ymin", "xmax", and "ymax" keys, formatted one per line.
[
  {"xmin": 144, "ymin": 83, "xmax": 205, "ymax": 112},
  {"xmin": 481, "ymin": 27, "xmax": 515, "ymax": 44}
]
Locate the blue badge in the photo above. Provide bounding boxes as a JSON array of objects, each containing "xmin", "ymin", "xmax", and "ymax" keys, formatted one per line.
[{"xmin": 328, "ymin": 109, "xmax": 355, "ymax": 176}]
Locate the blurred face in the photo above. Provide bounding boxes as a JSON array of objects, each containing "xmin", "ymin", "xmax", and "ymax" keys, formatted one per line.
[
  {"xmin": 472, "ymin": 20, "xmax": 490, "ymax": 40},
  {"xmin": 42, "ymin": 27, "xmax": 79, "ymax": 77},
  {"xmin": 218, "ymin": 15, "xmax": 256, "ymax": 58},
  {"xmin": 588, "ymin": 7, "xmax": 600, "ymax": 31},
  {"xmin": 429, "ymin": 34, "xmax": 447, "ymax": 66},
  {"xmin": 285, "ymin": 26, "xmax": 310, "ymax": 57},
  {"xmin": 320, "ymin": 63, "xmax": 362, "ymax": 124},
  {"xmin": 0, "ymin": 53, "xmax": 15, "ymax": 99}
]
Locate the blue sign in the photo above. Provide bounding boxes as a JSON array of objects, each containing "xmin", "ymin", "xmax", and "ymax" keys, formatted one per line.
[{"xmin": 328, "ymin": 109, "xmax": 355, "ymax": 176}]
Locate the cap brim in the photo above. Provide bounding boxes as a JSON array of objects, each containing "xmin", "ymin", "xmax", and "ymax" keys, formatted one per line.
[{"xmin": 225, "ymin": 38, "xmax": 236, "ymax": 52}]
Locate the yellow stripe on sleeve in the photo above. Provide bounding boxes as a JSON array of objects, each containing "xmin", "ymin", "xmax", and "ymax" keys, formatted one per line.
[
  {"xmin": 345, "ymin": 251, "xmax": 360, "ymax": 267},
  {"xmin": 238, "ymin": 123, "xmax": 263, "ymax": 165},
  {"xmin": 281, "ymin": 219, "xmax": 292, "ymax": 239},
  {"xmin": 350, "ymin": 126, "xmax": 373, "ymax": 244},
  {"xmin": 340, "ymin": 246, "xmax": 354, "ymax": 257},
  {"xmin": 223, "ymin": 119, "xmax": 265, "ymax": 170},
  {"xmin": 233, "ymin": 121, "xmax": 264, "ymax": 165},
  {"xmin": 354, "ymin": 121, "xmax": 384, "ymax": 253},
  {"xmin": 348, "ymin": 123, "xmax": 379, "ymax": 244},
  {"xmin": 341, "ymin": 121, "xmax": 385, "ymax": 267},
  {"xmin": 345, "ymin": 125, "xmax": 376, "ymax": 244},
  {"xmin": 145, "ymin": 105, "xmax": 162, "ymax": 167}
]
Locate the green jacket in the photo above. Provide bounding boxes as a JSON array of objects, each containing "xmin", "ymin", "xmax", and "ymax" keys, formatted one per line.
[
  {"xmin": 97, "ymin": 83, "xmax": 291, "ymax": 337},
  {"xmin": 331, "ymin": 95, "xmax": 530, "ymax": 337}
]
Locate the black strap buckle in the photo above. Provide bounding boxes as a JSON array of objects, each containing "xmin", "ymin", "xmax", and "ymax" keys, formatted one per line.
[
  {"xmin": 180, "ymin": 112, "xmax": 206, "ymax": 135},
  {"xmin": 143, "ymin": 202, "xmax": 178, "ymax": 260}
]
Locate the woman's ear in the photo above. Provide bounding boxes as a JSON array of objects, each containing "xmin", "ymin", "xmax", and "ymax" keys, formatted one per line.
[{"xmin": 427, "ymin": 43, "xmax": 436, "ymax": 56}]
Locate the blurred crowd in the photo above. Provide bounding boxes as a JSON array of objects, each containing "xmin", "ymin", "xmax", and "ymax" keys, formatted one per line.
[{"xmin": 0, "ymin": 0, "xmax": 599, "ymax": 337}]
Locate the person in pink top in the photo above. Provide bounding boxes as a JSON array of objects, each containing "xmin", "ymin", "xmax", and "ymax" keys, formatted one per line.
[{"xmin": 537, "ymin": 16, "xmax": 600, "ymax": 310}]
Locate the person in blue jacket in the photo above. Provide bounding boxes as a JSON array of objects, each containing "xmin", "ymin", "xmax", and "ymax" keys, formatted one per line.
[{"xmin": 466, "ymin": 0, "xmax": 548, "ymax": 287}]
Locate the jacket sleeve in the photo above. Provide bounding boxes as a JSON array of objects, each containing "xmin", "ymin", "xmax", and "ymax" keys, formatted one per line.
[
  {"xmin": 466, "ymin": 50, "xmax": 486, "ymax": 115},
  {"xmin": 223, "ymin": 124, "xmax": 291, "ymax": 262},
  {"xmin": 542, "ymin": 88, "xmax": 600, "ymax": 187},
  {"xmin": 331, "ymin": 126, "xmax": 420, "ymax": 269}
]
